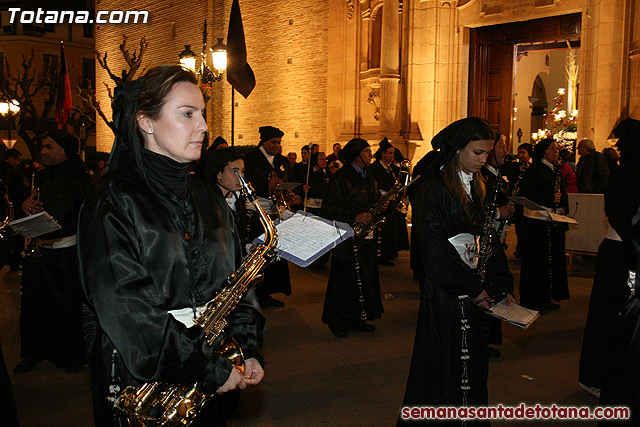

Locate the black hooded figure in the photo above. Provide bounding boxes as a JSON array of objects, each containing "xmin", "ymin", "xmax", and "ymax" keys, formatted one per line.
[
  {"xmin": 369, "ymin": 137, "xmax": 410, "ymax": 265},
  {"xmin": 517, "ymin": 138, "xmax": 570, "ymax": 310},
  {"xmin": 78, "ymin": 65, "xmax": 265, "ymax": 427},
  {"xmin": 321, "ymin": 138, "xmax": 384, "ymax": 338},
  {"xmin": 594, "ymin": 118, "xmax": 640, "ymax": 427},
  {"xmin": 399, "ymin": 117, "xmax": 504, "ymax": 426}
]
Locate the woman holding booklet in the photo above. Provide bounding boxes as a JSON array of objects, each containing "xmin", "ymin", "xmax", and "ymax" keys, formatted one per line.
[
  {"xmin": 398, "ymin": 117, "xmax": 514, "ymax": 425},
  {"xmin": 517, "ymin": 138, "xmax": 570, "ymax": 311}
]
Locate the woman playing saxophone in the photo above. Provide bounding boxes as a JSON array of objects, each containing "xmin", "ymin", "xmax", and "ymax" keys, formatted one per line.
[{"xmin": 78, "ymin": 65, "xmax": 265, "ymax": 427}]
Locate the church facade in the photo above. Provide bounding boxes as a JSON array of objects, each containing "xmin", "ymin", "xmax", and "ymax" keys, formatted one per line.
[{"xmin": 94, "ymin": 0, "xmax": 639, "ymax": 162}]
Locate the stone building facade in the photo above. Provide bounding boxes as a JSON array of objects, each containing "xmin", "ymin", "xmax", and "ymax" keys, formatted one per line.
[
  {"xmin": 94, "ymin": 0, "xmax": 640, "ymax": 163},
  {"xmin": 0, "ymin": 7, "xmax": 95, "ymax": 158}
]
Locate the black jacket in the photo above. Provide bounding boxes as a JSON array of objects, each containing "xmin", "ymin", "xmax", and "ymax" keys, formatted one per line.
[
  {"xmin": 368, "ymin": 160, "xmax": 398, "ymax": 192},
  {"xmin": 244, "ymin": 148, "xmax": 289, "ymax": 198},
  {"xmin": 576, "ymin": 150, "xmax": 609, "ymax": 193},
  {"xmin": 36, "ymin": 157, "xmax": 92, "ymax": 238},
  {"xmin": 78, "ymin": 165, "xmax": 264, "ymax": 395},
  {"xmin": 321, "ymin": 163, "xmax": 378, "ymax": 225}
]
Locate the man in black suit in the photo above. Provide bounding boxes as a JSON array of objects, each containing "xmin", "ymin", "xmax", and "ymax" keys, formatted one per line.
[{"xmin": 243, "ymin": 126, "xmax": 292, "ymax": 307}]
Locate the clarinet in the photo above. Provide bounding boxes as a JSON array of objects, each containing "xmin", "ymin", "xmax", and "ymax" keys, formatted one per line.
[
  {"xmin": 477, "ymin": 173, "xmax": 502, "ymax": 289},
  {"xmin": 547, "ymin": 162, "xmax": 563, "ymax": 302},
  {"xmin": 495, "ymin": 160, "xmax": 527, "ymax": 238}
]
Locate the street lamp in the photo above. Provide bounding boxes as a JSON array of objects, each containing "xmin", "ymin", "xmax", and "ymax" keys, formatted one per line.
[
  {"xmin": 0, "ymin": 100, "xmax": 20, "ymax": 149},
  {"xmin": 179, "ymin": 21, "xmax": 227, "ymax": 84},
  {"xmin": 179, "ymin": 45, "xmax": 197, "ymax": 73}
]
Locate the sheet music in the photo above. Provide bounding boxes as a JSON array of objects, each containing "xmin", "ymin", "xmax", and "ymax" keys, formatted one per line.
[
  {"xmin": 273, "ymin": 212, "xmax": 347, "ymax": 261},
  {"xmin": 255, "ymin": 211, "xmax": 353, "ymax": 267},
  {"xmin": 509, "ymin": 196, "xmax": 546, "ymax": 211},
  {"xmin": 275, "ymin": 182, "xmax": 301, "ymax": 191},
  {"xmin": 486, "ymin": 299, "xmax": 539, "ymax": 330},
  {"xmin": 9, "ymin": 211, "xmax": 62, "ymax": 239},
  {"xmin": 548, "ymin": 211, "xmax": 578, "ymax": 224}
]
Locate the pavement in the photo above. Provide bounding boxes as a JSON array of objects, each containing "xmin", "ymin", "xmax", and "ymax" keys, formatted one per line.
[{"xmin": 0, "ymin": 236, "xmax": 602, "ymax": 427}]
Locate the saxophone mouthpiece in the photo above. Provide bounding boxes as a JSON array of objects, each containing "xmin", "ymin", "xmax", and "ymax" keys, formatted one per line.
[{"xmin": 235, "ymin": 171, "xmax": 257, "ymax": 202}]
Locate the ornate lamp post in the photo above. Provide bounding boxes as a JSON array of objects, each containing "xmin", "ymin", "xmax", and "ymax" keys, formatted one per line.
[
  {"xmin": 178, "ymin": 21, "xmax": 228, "ymax": 93},
  {"xmin": 0, "ymin": 100, "xmax": 20, "ymax": 149}
]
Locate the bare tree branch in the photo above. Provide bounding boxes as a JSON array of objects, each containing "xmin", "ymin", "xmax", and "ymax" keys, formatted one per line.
[{"xmin": 94, "ymin": 35, "xmax": 148, "ymax": 134}]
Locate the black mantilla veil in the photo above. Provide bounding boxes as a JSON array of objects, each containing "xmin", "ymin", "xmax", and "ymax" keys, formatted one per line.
[
  {"xmin": 414, "ymin": 117, "xmax": 494, "ymax": 209},
  {"xmin": 419, "ymin": 116, "xmax": 495, "ymax": 174},
  {"xmin": 338, "ymin": 138, "xmax": 370, "ymax": 165},
  {"xmin": 106, "ymin": 77, "xmax": 147, "ymax": 175},
  {"xmin": 532, "ymin": 138, "xmax": 554, "ymax": 162}
]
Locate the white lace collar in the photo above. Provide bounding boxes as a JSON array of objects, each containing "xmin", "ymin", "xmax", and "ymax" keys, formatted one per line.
[
  {"xmin": 458, "ymin": 169, "xmax": 473, "ymax": 197},
  {"xmin": 542, "ymin": 158, "xmax": 556, "ymax": 171}
]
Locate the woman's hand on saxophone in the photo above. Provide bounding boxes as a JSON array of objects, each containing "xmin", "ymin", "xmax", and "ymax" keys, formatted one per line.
[
  {"xmin": 21, "ymin": 197, "xmax": 43, "ymax": 216},
  {"xmin": 243, "ymin": 357, "xmax": 264, "ymax": 386},
  {"xmin": 215, "ymin": 357, "xmax": 264, "ymax": 394},
  {"xmin": 354, "ymin": 212, "xmax": 372, "ymax": 225},
  {"xmin": 216, "ymin": 365, "xmax": 248, "ymax": 394}
]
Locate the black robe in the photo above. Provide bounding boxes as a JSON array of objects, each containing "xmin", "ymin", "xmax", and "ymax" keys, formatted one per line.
[
  {"xmin": 321, "ymin": 164, "xmax": 383, "ymax": 326},
  {"xmin": 243, "ymin": 147, "xmax": 289, "ymax": 198},
  {"xmin": 599, "ymin": 199, "xmax": 640, "ymax": 425},
  {"xmin": 517, "ymin": 161, "xmax": 570, "ymax": 308},
  {"xmin": 307, "ymin": 168, "xmax": 330, "ymax": 216},
  {"xmin": 399, "ymin": 174, "xmax": 493, "ymax": 425},
  {"xmin": 78, "ymin": 165, "xmax": 265, "ymax": 426},
  {"xmin": 369, "ymin": 160, "xmax": 410, "ymax": 261},
  {"xmin": 579, "ymin": 158, "xmax": 640, "ymax": 390},
  {"xmin": 19, "ymin": 158, "xmax": 92, "ymax": 367}
]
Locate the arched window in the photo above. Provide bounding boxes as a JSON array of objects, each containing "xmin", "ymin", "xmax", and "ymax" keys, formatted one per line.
[{"xmin": 368, "ymin": 6, "xmax": 382, "ymax": 70}]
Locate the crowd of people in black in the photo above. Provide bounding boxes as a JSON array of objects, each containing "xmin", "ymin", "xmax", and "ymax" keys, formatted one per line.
[{"xmin": 0, "ymin": 64, "xmax": 639, "ymax": 426}]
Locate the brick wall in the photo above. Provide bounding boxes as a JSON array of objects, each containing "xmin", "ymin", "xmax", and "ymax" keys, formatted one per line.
[{"xmin": 95, "ymin": 0, "xmax": 329, "ymax": 156}]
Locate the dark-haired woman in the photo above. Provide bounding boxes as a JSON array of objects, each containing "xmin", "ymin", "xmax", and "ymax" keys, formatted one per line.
[
  {"xmin": 321, "ymin": 138, "xmax": 384, "ymax": 338},
  {"xmin": 399, "ymin": 117, "xmax": 512, "ymax": 425},
  {"xmin": 78, "ymin": 65, "xmax": 265, "ymax": 427},
  {"xmin": 517, "ymin": 138, "xmax": 570, "ymax": 310},
  {"xmin": 369, "ymin": 138, "xmax": 409, "ymax": 266}
]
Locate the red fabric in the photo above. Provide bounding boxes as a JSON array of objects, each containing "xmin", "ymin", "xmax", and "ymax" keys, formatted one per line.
[
  {"xmin": 55, "ymin": 42, "xmax": 72, "ymax": 129},
  {"xmin": 560, "ymin": 162, "xmax": 578, "ymax": 193}
]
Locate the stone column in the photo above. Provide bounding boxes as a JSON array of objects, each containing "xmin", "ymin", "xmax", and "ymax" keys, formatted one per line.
[{"xmin": 379, "ymin": 0, "xmax": 401, "ymax": 134}]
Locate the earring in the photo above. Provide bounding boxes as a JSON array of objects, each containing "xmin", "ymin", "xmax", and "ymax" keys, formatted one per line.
[{"xmin": 147, "ymin": 129, "xmax": 154, "ymax": 134}]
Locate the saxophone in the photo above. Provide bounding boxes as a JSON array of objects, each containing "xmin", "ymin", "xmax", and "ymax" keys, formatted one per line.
[
  {"xmin": 116, "ymin": 171, "xmax": 278, "ymax": 427},
  {"xmin": 353, "ymin": 160, "xmax": 411, "ymax": 238},
  {"xmin": 0, "ymin": 179, "xmax": 14, "ymax": 239}
]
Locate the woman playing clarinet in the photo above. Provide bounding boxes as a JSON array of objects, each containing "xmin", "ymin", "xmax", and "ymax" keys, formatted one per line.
[
  {"xmin": 399, "ymin": 117, "xmax": 514, "ymax": 425},
  {"xmin": 517, "ymin": 138, "xmax": 570, "ymax": 310}
]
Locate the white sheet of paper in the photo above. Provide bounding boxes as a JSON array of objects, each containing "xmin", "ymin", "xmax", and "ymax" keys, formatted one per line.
[
  {"xmin": 9, "ymin": 211, "xmax": 61, "ymax": 239},
  {"xmin": 486, "ymin": 299, "xmax": 539, "ymax": 329},
  {"xmin": 548, "ymin": 211, "xmax": 578, "ymax": 224},
  {"xmin": 273, "ymin": 212, "xmax": 347, "ymax": 262},
  {"xmin": 509, "ymin": 196, "xmax": 546, "ymax": 211}
]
